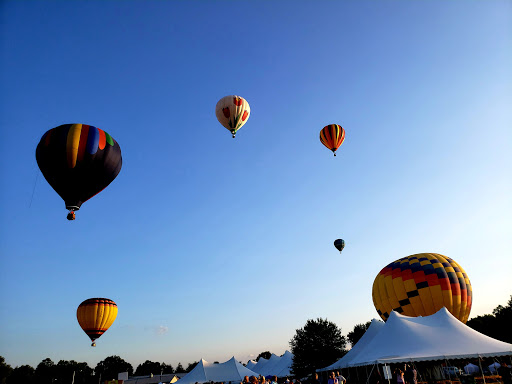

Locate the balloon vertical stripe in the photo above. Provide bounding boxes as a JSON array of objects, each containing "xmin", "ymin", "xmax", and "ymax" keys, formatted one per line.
[
  {"xmin": 86, "ymin": 126, "xmax": 100, "ymax": 155},
  {"xmin": 98, "ymin": 129, "xmax": 107, "ymax": 150},
  {"xmin": 77, "ymin": 125, "xmax": 90, "ymax": 162},
  {"xmin": 66, "ymin": 124, "xmax": 82, "ymax": 168}
]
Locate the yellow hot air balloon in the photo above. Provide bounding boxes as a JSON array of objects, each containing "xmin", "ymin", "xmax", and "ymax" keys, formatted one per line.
[
  {"xmin": 372, "ymin": 253, "xmax": 472, "ymax": 323},
  {"xmin": 76, "ymin": 298, "xmax": 118, "ymax": 346},
  {"xmin": 215, "ymin": 95, "xmax": 250, "ymax": 138}
]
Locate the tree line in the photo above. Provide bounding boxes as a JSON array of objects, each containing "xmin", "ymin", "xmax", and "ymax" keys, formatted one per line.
[{"xmin": 1, "ymin": 295, "xmax": 509, "ymax": 383}]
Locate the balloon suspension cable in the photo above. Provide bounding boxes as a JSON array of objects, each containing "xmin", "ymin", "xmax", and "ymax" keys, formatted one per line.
[{"xmin": 67, "ymin": 211, "xmax": 76, "ymax": 221}]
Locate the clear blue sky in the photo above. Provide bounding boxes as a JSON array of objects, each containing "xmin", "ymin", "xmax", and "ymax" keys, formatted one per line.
[{"xmin": 1, "ymin": 0, "xmax": 511, "ymax": 370}]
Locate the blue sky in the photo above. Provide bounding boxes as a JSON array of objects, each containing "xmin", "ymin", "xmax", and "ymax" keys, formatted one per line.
[{"xmin": 1, "ymin": 0, "xmax": 511, "ymax": 370}]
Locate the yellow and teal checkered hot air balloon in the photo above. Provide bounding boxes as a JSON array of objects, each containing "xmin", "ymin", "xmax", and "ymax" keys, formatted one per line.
[{"xmin": 372, "ymin": 253, "xmax": 472, "ymax": 323}]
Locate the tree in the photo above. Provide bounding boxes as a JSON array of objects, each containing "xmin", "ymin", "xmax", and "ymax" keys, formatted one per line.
[
  {"xmin": 186, "ymin": 361, "xmax": 198, "ymax": 372},
  {"xmin": 467, "ymin": 295, "xmax": 512, "ymax": 343},
  {"xmin": 54, "ymin": 360, "xmax": 93, "ymax": 384},
  {"xmin": 161, "ymin": 363, "xmax": 174, "ymax": 374},
  {"xmin": 0, "ymin": 357, "xmax": 13, "ymax": 384},
  {"xmin": 347, "ymin": 321, "xmax": 371, "ymax": 348},
  {"xmin": 257, "ymin": 351, "xmax": 271, "ymax": 361},
  {"xmin": 135, "ymin": 361, "xmax": 162, "ymax": 377},
  {"xmin": 289, "ymin": 318, "xmax": 347, "ymax": 379},
  {"xmin": 175, "ymin": 363, "xmax": 185, "ymax": 373},
  {"xmin": 6, "ymin": 365, "xmax": 35, "ymax": 384},
  {"xmin": 95, "ymin": 356, "xmax": 133, "ymax": 381},
  {"xmin": 34, "ymin": 358, "xmax": 55, "ymax": 384}
]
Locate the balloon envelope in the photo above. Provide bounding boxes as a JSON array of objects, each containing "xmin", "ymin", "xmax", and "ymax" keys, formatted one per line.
[
  {"xmin": 36, "ymin": 124, "xmax": 122, "ymax": 212},
  {"xmin": 372, "ymin": 253, "xmax": 472, "ymax": 323},
  {"xmin": 320, "ymin": 124, "xmax": 345, "ymax": 155},
  {"xmin": 76, "ymin": 298, "xmax": 118, "ymax": 346},
  {"xmin": 215, "ymin": 95, "xmax": 250, "ymax": 138},
  {"xmin": 334, "ymin": 239, "xmax": 345, "ymax": 252}
]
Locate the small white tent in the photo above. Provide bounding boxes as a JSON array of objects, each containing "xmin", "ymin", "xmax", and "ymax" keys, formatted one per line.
[
  {"xmin": 251, "ymin": 357, "xmax": 269, "ymax": 375},
  {"xmin": 251, "ymin": 352, "xmax": 294, "ymax": 378},
  {"xmin": 346, "ymin": 307, "xmax": 512, "ymax": 366},
  {"xmin": 318, "ymin": 318, "xmax": 385, "ymax": 371},
  {"xmin": 177, "ymin": 357, "xmax": 259, "ymax": 384},
  {"xmin": 258, "ymin": 354, "xmax": 282, "ymax": 376},
  {"xmin": 273, "ymin": 351, "xmax": 294, "ymax": 378},
  {"xmin": 246, "ymin": 360, "xmax": 258, "ymax": 370}
]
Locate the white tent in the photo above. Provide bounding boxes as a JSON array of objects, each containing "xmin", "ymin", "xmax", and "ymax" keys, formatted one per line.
[
  {"xmin": 177, "ymin": 357, "xmax": 259, "ymax": 384},
  {"xmin": 344, "ymin": 307, "xmax": 512, "ymax": 366},
  {"xmin": 251, "ymin": 357, "xmax": 269, "ymax": 375},
  {"xmin": 246, "ymin": 360, "xmax": 258, "ymax": 370},
  {"xmin": 318, "ymin": 319, "xmax": 385, "ymax": 371},
  {"xmin": 258, "ymin": 354, "xmax": 282, "ymax": 376},
  {"xmin": 273, "ymin": 351, "xmax": 294, "ymax": 378}
]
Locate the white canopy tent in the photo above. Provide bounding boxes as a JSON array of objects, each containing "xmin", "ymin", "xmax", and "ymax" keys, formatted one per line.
[
  {"xmin": 251, "ymin": 357, "xmax": 269, "ymax": 375},
  {"xmin": 252, "ymin": 351, "xmax": 294, "ymax": 378},
  {"xmin": 257, "ymin": 354, "xmax": 282, "ymax": 376},
  {"xmin": 318, "ymin": 319, "xmax": 385, "ymax": 371},
  {"xmin": 246, "ymin": 360, "xmax": 258, "ymax": 371},
  {"xmin": 273, "ymin": 351, "xmax": 294, "ymax": 378},
  {"xmin": 338, "ymin": 307, "xmax": 512, "ymax": 367},
  {"xmin": 177, "ymin": 357, "xmax": 259, "ymax": 384}
]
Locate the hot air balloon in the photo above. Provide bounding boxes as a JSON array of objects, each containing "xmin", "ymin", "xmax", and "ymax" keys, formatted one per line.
[
  {"xmin": 334, "ymin": 239, "xmax": 345, "ymax": 253},
  {"xmin": 320, "ymin": 124, "xmax": 345, "ymax": 156},
  {"xmin": 215, "ymin": 95, "xmax": 250, "ymax": 138},
  {"xmin": 36, "ymin": 124, "xmax": 122, "ymax": 220},
  {"xmin": 372, "ymin": 253, "xmax": 472, "ymax": 323},
  {"xmin": 76, "ymin": 298, "xmax": 118, "ymax": 347}
]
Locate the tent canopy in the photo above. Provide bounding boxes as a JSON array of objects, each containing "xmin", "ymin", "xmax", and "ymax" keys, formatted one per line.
[
  {"xmin": 178, "ymin": 357, "xmax": 259, "ymax": 384},
  {"xmin": 319, "ymin": 307, "xmax": 512, "ymax": 369},
  {"xmin": 251, "ymin": 352, "xmax": 294, "ymax": 378}
]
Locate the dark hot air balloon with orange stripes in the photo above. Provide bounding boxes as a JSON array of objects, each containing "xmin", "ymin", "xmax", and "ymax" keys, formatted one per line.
[
  {"xmin": 76, "ymin": 298, "xmax": 118, "ymax": 347},
  {"xmin": 372, "ymin": 253, "xmax": 472, "ymax": 323},
  {"xmin": 36, "ymin": 124, "xmax": 122, "ymax": 220},
  {"xmin": 320, "ymin": 124, "xmax": 345, "ymax": 156}
]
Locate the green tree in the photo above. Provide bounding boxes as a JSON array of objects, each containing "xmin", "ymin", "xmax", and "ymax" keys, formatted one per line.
[
  {"xmin": 95, "ymin": 356, "xmax": 133, "ymax": 381},
  {"xmin": 0, "ymin": 357, "xmax": 13, "ymax": 384},
  {"xmin": 34, "ymin": 358, "xmax": 55, "ymax": 384},
  {"xmin": 54, "ymin": 360, "xmax": 93, "ymax": 384},
  {"xmin": 175, "ymin": 363, "xmax": 185, "ymax": 373},
  {"xmin": 467, "ymin": 295, "xmax": 512, "ymax": 343},
  {"xmin": 134, "ymin": 360, "xmax": 162, "ymax": 377},
  {"xmin": 347, "ymin": 321, "xmax": 372, "ymax": 348},
  {"xmin": 186, "ymin": 361, "xmax": 198, "ymax": 372},
  {"xmin": 289, "ymin": 318, "xmax": 347, "ymax": 379},
  {"xmin": 161, "ymin": 363, "xmax": 174, "ymax": 374},
  {"xmin": 257, "ymin": 351, "xmax": 271, "ymax": 361},
  {"xmin": 6, "ymin": 365, "xmax": 35, "ymax": 384}
]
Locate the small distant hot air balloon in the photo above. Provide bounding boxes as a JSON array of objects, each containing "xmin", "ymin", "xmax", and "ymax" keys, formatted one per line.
[
  {"xmin": 334, "ymin": 239, "xmax": 345, "ymax": 253},
  {"xmin": 320, "ymin": 124, "xmax": 345, "ymax": 156},
  {"xmin": 215, "ymin": 95, "xmax": 250, "ymax": 138},
  {"xmin": 76, "ymin": 298, "xmax": 118, "ymax": 347},
  {"xmin": 36, "ymin": 124, "xmax": 122, "ymax": 220}
]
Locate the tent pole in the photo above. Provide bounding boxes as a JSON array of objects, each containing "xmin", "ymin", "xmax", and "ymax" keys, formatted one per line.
[{"xmin": 478, "ymin": 356, "xmax": 486, "ymax": 384}]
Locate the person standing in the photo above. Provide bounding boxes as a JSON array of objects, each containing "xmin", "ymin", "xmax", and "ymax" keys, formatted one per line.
[
  {"xmin": 336, "ymin": 372, "xmax": 346, "ymax": 384},
  {"xmin": 498, "ymin": 363, "xmax": 512, "ymax": 384},
  {"xmin": 328, "ymin": 372, "xmax": 338, "ymax": 384}
]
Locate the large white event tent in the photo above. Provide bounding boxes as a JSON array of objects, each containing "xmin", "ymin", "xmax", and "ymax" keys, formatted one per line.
[
  {"xmin": 246, "ymin": 360, "xmax": 258, "ymax": 371},
  {"xmin": 177, "ymin": 357, "xmax": 259, "ymax": 384},
  {"xmin": 318, "ymin": 319, "xmax": 385, "ymax": 372},
  {"xmin": 320, "ymin": 307, "xmax": 512, "ymax": 369}
]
